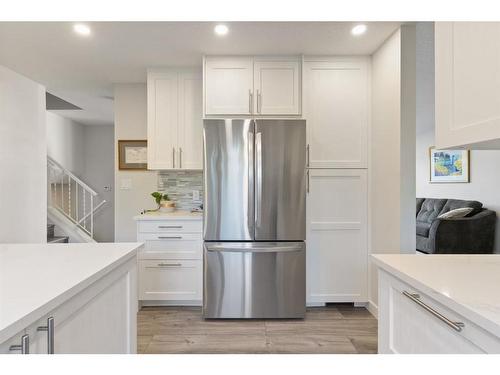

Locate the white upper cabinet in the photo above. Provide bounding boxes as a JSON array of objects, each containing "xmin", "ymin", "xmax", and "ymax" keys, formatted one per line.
[
  {"xmin": 204, "ymin": 56, "xmax": 301, "ymax": 116},
  {"xmin": 147, "ymin": 68, "xmax": 203, "ymax": 170},
  {"xmin": 204, "ymin": 57, "xmax": 254, "ymax": 115},
  {"xmin": 178, "ymin": 71, "xmax": 203, "ymax": 169},
  {"xmin": 304, "ymin": 58, "xmax": 369, "ymax": 168},
  {"xmin": 253, "ymin": 60, "xmax": 301, "ymax": 115},
  {"xmin": 436, "ymin": 22, "xmax": 500, "ymax": 149}
]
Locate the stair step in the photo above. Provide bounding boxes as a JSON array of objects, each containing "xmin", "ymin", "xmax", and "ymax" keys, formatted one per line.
[{"xmin": 48, "ymin": 236, "xmax": 69, "ymax": 244}]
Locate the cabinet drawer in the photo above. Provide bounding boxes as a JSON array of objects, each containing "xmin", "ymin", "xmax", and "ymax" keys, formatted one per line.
[
  {"xmin": 138, "ymin": 220, "xmax": 202, "ymax": 234},
  {"xmin": 379, "ymin": 270, "xmax": 500, "ymax": 354},
  {"xmin": 139, "ymin": 260, "xmax": 202, "ymax": 301},
  {"xmin": 139, "ymin": 234, "xmax": 202, "ymax": 260}
]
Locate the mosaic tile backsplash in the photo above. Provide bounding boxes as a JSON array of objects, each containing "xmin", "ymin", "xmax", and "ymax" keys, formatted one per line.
[{"xmin": 157, "ymin": 171, "xmax": 203, "ymax": 211}]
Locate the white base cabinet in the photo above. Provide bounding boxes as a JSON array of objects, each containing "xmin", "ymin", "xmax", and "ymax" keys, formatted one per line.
[
  {"xmin": 1, "ymin": 257, "xmax": 137, "ymax": 354},
  {"xmin": 378, "ymin": 269, "xmax": 500, "ymax": 354},
  {"xmin": 136, "ymin": 215, "xmax": 203, "ymax": 305},
  {"xmin": 306, "ymin": 169, "xmax": 368, "ymax": 304}
]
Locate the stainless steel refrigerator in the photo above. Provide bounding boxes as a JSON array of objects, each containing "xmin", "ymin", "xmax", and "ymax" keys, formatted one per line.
[{"xmin": 203, "ymin": 119, "xmax": 306, "ymax": 319}]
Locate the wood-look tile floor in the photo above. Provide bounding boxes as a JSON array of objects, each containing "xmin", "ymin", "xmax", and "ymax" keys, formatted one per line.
[{"xmin": 137, "ymin": 304, "xmax": 377, "ymax": 354}]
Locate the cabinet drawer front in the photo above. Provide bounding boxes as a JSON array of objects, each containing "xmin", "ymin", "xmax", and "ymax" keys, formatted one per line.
[
  {"xmin": 379, "ymin": 271, "xmax": 500, "ymax": 354},
  {"xmin": 139, "ymin": 260, "xmax": 202, "ymax": 301},
  {"xmin": 138, "ymin": 220, "xmax": 202, "ymax": 233},
  {"xmin": 139, "ymin": 235, "xmax": 202, "ymax": 260}
]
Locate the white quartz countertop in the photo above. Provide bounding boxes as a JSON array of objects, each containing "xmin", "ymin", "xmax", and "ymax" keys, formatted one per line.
[
  {"xmin": 134, "ymin": 210, "xmax": 202, "ymax": 221},
  {"xmin": 372, "ymin": 254, "xmax": 500, "ymax": 338},
  {"xmin": 0, "ymin": 242, "xmax": 142, "ymax": 343}
]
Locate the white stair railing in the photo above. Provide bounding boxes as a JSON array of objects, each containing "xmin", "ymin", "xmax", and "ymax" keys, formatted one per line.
[{"xmin": 47, "ymin": 156, "xmax": 106, "ymax": 239}]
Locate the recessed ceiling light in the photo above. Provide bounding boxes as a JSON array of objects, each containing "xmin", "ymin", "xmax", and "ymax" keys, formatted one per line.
[
  {"xmin": 351, "ymin": 24, "xmax": 367, "ymax": 36},
  {"xmin": 214, "ymin": 24, "xmax": 229, "ymax": 36},
  {"xmin": 73, "ymin": 24, "xmax": 91, "ymax": 36}
]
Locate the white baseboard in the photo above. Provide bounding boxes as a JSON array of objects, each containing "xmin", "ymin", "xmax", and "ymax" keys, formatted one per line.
[{"xmin": 367, "ymin": 300, "xmax": 378, "ymax": 319}]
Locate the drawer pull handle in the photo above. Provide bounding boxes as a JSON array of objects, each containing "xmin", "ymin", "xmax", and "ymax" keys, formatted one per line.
[
  {"xmin": 158, "ymin": 236, "xmax": 182, "ymax": 239},
  {"xmin": 158, "ymin": 225, "xmax": 183, "ymax": 229},
  {"xmin": 157, "ymin": 263, "xmax": 182, "ymax": 267},
  {"xmin": 402, "ymin": 291, "xmax": 465, "ymax": 332}
]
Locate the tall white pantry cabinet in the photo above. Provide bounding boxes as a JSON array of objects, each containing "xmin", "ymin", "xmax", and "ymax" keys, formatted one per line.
[
  {"xmin": 203, "ymin": 56, "xmax": 370, "ymax": 306},
  {"xmin": 303, "ymin": 57, "xmax": 370, "ymax": 305}
]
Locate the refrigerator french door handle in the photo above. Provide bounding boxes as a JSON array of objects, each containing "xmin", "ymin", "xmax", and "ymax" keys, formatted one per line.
[
  {"xmin": 255, "ymin": 131, "xmax": 262, "ymax": 228},
  {"xmin": 248, "ymin": 128, "xmax": 254, "ymax": 235}
]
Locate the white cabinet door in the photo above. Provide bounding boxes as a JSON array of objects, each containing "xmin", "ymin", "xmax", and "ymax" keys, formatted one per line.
[
  {"xmin": 178, "ymin": 71, "xmax": 203, "ymax": 169},
  {"xmin": 436, "ymin": 22, "xmax": 500, "ymax": 149},
  {"xmin": 306, "ymin": 169, "xmax": 368, "ymax": 304},
  {"xmin": 139, "ymin": 259, "xmax": 202, "ymax": 301},
  {"xmin": 253, "ymin": 60, "xmax": 300, "ymax": 115},
  {"xmin": 205, "ymin": 57, "xmax": 253, "ymax": 115},
  {"xmin": 304, "ymin": 58, "xmax": 369, "ymax": 168},
  {"xmin": 147, "ymin": 71, "xmax": 178, "ymax": 169}
]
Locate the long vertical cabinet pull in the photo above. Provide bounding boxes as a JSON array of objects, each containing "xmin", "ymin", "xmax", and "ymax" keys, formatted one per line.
[
  {"xmin": 248, "ymin": 89, "xmax": 253, "ymax": 114},
  {"xmin": 172, "ymin": 147, "xmax": 176, "ymax": 168},
  {"xmin": 37, "ymin": 317, "xmax": 55, "ymax": 354},
  {"xmin": 179, "ymin": 148, "xmax": 183, "ymax": 168},
  {"xmin": 306, "ymin": 170, "xmax": 310, "ymax": 194},
  {"xmin": 9, "ymin": 334, "xmax": 29, "ymax": 354},
  {"xmin": 256, "ymin": 90, "xmax": 261, "ymax": 113},
  {"xmin": 306, "ymin": 144, "xmax": 310, "ymax": 167}
]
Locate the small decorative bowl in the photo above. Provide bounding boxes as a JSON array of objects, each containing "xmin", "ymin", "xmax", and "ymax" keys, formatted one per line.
[{"xmin": 159, "ymin": 200, "xmax": 176, "ymax": 213}]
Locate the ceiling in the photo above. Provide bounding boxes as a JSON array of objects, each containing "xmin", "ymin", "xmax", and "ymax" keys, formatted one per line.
[{"xmin": 0, "ymin": 22, "xmax": 401, "ymax": 126}]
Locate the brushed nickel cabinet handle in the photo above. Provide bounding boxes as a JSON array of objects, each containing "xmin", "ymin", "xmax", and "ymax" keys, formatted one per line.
[
  {"xmin": 158, "ymin": 236, "xmax": 182, "ymax": 239},
  {"xmin": 248, "ymin": 89, "xmax": 253, "ymax": 114},
  {"xmin": 157, "ymin": 262, "xmax": 182, "ymax": 267},
  {"xmin": 158, "ymin": 225, "xmax": 183, "ymax": 229},
  {"xmin": 306, "ymin": 169, "xmax": 310, "ymax": 194},
  {"xmin": 402, "ymin": 291, "xmax": 465, "ymax": 332},
  {"xmin": 9, "ymin": 334, "xmax": 29, "ymax": 354},
  {"xmin": 172, "ymin": 147, "xmax": 175, "ymax": 168},
  {"xmin": 37, "ymin": 317, "xmax": 55, "ymax": 354},
  {"xmin": 306, "ymin": 144, "xmax": 310, "ymax": 167},
  {"xmin": 179, "ymin": 148, "xmax": 183, "ymax": 169}
]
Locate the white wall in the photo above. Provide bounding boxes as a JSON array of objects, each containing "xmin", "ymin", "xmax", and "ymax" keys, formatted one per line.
[
  {"xmin": 369, "ymin": 26, "xmax": 417, "ymax": 309},
  {"xmin": 83, "ymin": 126, "xmax": 115, "ymax": 242},
  {"xmin": 114, "ymin": 84, "xmax": 157, "ymax": 242},
  {"xmin": 0, "ymin": 65, "xmax": 46, "ymax": 243},
  {"xmin": 47, "ymin": 111, "xmax": 85, "ymax": 175},
  {"xmin": 47, "ymin": 112, "xmax": 114, "ymax": 242}
]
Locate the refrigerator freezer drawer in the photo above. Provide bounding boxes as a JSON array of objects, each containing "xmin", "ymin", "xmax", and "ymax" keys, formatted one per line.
[{"xmin": 203, "ymin": 242, "xmax": 306, "ymax": 319}]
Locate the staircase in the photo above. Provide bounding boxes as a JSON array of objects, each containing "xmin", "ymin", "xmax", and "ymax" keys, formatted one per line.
[
  {"xmin": 47, "ymin": 156, "xmax": 106, "ymax": 242},
  {"xmin": 47, "ymin": 223, "xmax": 69, "ymax": 243}
]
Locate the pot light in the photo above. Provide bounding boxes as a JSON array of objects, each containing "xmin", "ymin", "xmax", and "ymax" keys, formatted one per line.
[
  {"xmin": 73, "ymin": 24, "xmax": 91, "ymax": 36},
  {"xmin": 214, "ymin": 24, "xmax": 229, "ymax": 36},
  {"xmin": 351, "ymin": 24, "xmax": 367, "ymax": 36}
]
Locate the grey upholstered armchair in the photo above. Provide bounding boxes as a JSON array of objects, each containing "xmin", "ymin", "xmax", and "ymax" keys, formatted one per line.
[{"xmin": 416, "ymin": 198, "xmax": 496, "ymax": 254}]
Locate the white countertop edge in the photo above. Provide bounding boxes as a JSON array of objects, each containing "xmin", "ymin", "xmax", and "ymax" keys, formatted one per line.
[
  {"xmin": 134, "ymin": 212, "xmax": 202, "ymax": 221},
  {"xmin": 372, "ymin": 255, "xmax": 500, "ymax": 339},
  {"xmin": 0, "ymin": 243, "xmax": 143, "ymax": 343}
]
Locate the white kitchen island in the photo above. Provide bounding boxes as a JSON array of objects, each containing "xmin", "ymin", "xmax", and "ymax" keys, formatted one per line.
[
  {"xmin": 0, "ymin": 242, "xmax": 142, "ymax": 354},
  {"xmin": 373, "ymin": 254, "xmax": 500, "ymax": 354}
]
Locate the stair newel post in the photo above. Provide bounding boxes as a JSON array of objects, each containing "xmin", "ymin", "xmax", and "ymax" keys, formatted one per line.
[
  {"xmin": 68, "ymin": 174, "xmax": 71, "ymax": 220},
  {"xmin": 90, "ymin": 194, "xmax": 94, "ymax": 239}
]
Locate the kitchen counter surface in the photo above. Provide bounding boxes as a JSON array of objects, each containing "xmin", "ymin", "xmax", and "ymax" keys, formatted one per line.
[
  {"xmin": 134, "ymin": 210, "xmax": 202, "ymax": 220},
  {"xmin": 0, "ymin": 242, "xmax": 142, "ymax": 343},
  {"xmin": 372, "ymin": 254, "xmax": 500, "ymax": 338}
]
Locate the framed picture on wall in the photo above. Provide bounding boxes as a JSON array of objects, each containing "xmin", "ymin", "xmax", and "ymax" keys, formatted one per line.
[
  {"xmin": 118, "ymin": 140, "xmax": 148, "ymax": 170},
  {"xmin": 429, "ymin": 147, "xmax": 470, "ymax": 183}
]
